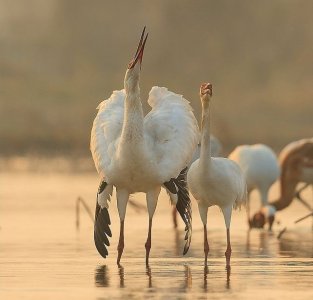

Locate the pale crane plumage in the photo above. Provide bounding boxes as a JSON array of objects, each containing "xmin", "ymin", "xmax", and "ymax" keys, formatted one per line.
[
  {"xmin": 187, "ymin": 83, "xmax": 247, "ymax": 269},
  {"xmin": 228, "ymin": 144, "xmax": 280, "ymax": 223},
  {"xmin": 90, "ymin": 28, "xmax": 199, "ymax": 265},
  {"xmin": 171, "ymin": 135, "xmax": 222, "ymax": 227}
]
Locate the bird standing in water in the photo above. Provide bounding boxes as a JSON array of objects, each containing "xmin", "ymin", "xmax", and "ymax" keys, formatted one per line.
[
  {"xmin": 90, "ymin": 27, "xmax": 199, "ymax": 265},
  {"xmin": 171, "ymin": 135, "xmax": 222, "ymax": 228},
  {"xmin": 228, "ymin": 144, "xmax": 280, "ymax": 224},
  {"xmin": 250, "ymin": 138, "xmax": 313, "ymax": 229},
  {"xmin": 187, "ymin": 83, "xmax": 247, "ymax": 269}
]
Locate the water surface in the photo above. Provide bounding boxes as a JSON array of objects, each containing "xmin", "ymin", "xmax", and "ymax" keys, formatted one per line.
[{"xmin": 0, "ymin": 171, "xmax": 312, "ymax": 299}]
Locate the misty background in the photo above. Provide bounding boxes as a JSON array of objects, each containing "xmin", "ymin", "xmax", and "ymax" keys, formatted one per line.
[{"xmin": 0, "ymin": 0, "xmax": 312, "ymax": 158}]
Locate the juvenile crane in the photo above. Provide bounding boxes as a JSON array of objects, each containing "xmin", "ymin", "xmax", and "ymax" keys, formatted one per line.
[
  {"xmin": 250, "ymin": 138, "xmax": 313, "ymax": 228},
  {"xmin": 187, "ymin": 83, "xmax": 246, "ymax": 269},
  {"xmin": 90, "ymin": 28, "xmax": 199, "ymax": 265}
]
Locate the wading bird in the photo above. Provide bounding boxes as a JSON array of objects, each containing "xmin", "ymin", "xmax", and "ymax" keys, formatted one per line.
[
  {"xmin": 187, "ymin": 83, "xmax": 246, "ymax": 269},
  {"xmin": 250, "ymin": 138, "xmax": 313, "ymax": 229},
  {"xmin": 228, "ymin": 144, "xmax": 280, "ymax": 224},
  {"xmin": 90, "ymin": 28, "xmax": 199, "ymax": 265},
  {"xmin": 171, "ymin": 135, "xmax": 222, "ymax": 228}
]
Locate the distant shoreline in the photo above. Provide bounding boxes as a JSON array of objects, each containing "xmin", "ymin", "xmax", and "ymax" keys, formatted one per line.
[{"xmin": 0, "ymin": 155, "xmax": 95, "ymax": 173}]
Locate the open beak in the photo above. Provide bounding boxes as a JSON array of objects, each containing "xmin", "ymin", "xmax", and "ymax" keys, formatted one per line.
[{"xmin": 128, "ymin": 26, "xmax": 148, "ymax": 69}]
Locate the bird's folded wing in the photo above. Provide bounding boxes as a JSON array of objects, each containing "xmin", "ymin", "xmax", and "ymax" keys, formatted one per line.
[
  {"xmin": 144, "ymin": 86, "xmax": 199, "ymax": 182},
  {"xmin": 90, "ymin": 89, "xmax": 125, "ymax": 178}
]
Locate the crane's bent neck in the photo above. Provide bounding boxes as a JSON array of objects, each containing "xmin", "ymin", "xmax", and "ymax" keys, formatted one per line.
[
  {"xmin": 199, "ymin": 101, "xmax": 212, "ymax": 169},
  {"xmin": 271, "ymin": 165, "xmax": 298, "ymax": 211}
]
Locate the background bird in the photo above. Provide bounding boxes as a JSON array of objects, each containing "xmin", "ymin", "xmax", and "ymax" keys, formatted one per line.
[
  {"xmin": 187, "ymin": 83, "xmax": 247, "ymax": 269},
  {"xmin": 228, "ymin": 144, "xmax": 280, "ymax": 225},
  {"xmin": 90, "ymin": 27, "xmax": 199, "ymax": 265},
  {"xmin": 250, "ymin": 137, "xmax": 313, "ymax": 229}
]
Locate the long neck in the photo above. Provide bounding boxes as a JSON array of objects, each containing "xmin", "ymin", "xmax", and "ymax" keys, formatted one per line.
[
  {"xmin": 199, "ymin": 101, "xmax": 212, "ymax": 168},
  {"xmin": 120, "ymin": 81, "xmax": 144, "ymax": 147},
  {"xmin": 271, "ymin": 167, "xmax": 297, "ymax": 211}
]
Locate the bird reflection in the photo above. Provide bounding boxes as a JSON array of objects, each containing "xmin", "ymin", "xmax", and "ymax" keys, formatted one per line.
[
  {"xmin": 146, "ymin": 265, "xmax": 153, "ymax": 288},
  {"xmin": 246, "ymin": 228, "xmax": 251, "ymax": 252},
  {"xmin": 278, "ymin": 230, "xmax": 313, "ymax": 257},
  {"xmin": 94, "ymin": 265, "xmax": 110, "ymax": 287},
  {"xmin": 94, "ymin": 262, "xmax": 232, "ymax": 294},
  {"xmin": 184, "ymin": 265, "xmax": 192, "ymax": 290},
  {"xmin": 203, "ymin": 266, "xmax": 209, "ymax": 292},
  {"xmin": 246, "ymin": 229, "xmax": 276, "ymax": 257},
  {"xmin": 226, "ymin": 267, "xmax": 231, "ymax": 289},
  {"xmin": 203, "ymin": 265, "xmax": 231, "ymax": 292},
  {"xmin": 118, "ymin": 265, "xmax": 125, "ymax": 288}
]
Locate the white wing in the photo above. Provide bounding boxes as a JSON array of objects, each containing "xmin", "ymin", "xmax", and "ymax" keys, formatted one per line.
[
  {"xmin": 91, "ymin": 91, "xmax": 125, "ymax": 258},
  {"xmin": 90, "ymin": 89, "xmax": 125, "ymax": 178},
  {"xmin": 144, "ymin": 86, "xmax": 199, "ymax": 182}
]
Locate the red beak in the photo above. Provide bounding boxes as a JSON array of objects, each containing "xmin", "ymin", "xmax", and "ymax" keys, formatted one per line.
[{"xmin": 128, "ymin": 27, "xmax": 148, "ymax": 69}]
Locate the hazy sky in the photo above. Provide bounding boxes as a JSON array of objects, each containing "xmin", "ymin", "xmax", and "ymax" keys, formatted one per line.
[{"xmin": 0, "ymin": 0, "xmax": 312, "ymax": 154}]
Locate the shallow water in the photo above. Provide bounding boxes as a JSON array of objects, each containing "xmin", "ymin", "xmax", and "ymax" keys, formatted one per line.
[{"xmin": 0, "ymin": 172, "xmax": 312, "ymax": 299}]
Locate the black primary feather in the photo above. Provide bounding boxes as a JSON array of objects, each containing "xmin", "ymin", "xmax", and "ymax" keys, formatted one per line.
[
  {"xmin": 164, "ymin": 167, "xmax": 192, "ymax": 255},
  {"xmin": 94, "ymin": 181, "xmax": 112, "ymax": 258}
]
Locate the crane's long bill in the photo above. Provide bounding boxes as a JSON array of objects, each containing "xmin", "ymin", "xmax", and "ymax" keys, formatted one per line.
[
  {"xmin": 128, "ymin": 28, "xmax": 148, "ymax": 69},
  {"xmin": 134, "ymin": 26, "xmax": 146, "ymax": 57}
]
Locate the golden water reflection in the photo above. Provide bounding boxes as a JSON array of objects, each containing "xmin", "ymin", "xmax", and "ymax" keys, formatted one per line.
[
  {"xmin": 1, "ymin": 172, "xmax": 313, "ymax": 300},
  {"xmin": 94, "ymin": 263, "xmax": 233, "ymax": 295}
]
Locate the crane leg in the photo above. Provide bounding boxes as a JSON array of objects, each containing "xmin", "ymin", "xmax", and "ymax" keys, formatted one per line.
[
  {"xmin": 117, "ymin": 220, "xmax": 125, "ymax": 266},
  {"xmin": 145, "ymin": 218, "xmax": 153, "ymax": 266},
  {"xmin": 145, "ymin": 188, "xmax": 160, "ymax": 266},
  {"xmin": 246, "ymin": 196, "xmax": 251, "ymax": 226},
  {"xmin": 204, "ymin": 224, "xmax": 209, "ymax": 267},
  {"xmin": 172, "ymin": 206, "xmax": 178, "ymax": 228},
  {"xmin": 116, "ymin": 189, "xmax": 129, "ymax": 266},
  {"xmin": 225, "ymin": 228, "xmax": 232, "ymax": 270}
]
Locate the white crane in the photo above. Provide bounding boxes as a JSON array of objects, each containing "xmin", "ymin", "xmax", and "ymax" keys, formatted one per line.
[
  {"xmin": 171, "ymin": 135, "xmax": 222, "ymax": 228},
  {"xmin": 90, "ymin": 28, "xmax": 199, "ymax": 265},
  {"xmin": 228, "ymin": 144, "xmax": 280, "ymax": 223},
  {"xmin": 187, "ymin": 83, "xmax": 247, "ymax": 269}
]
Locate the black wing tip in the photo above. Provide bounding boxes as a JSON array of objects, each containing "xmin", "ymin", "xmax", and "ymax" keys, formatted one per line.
[
  {"xmin": 183, "ymin": 243, "xmax": 190, "ymax": 255},
  {"xmin": 98, "ymin": 181, "xmax": 108, "ymax": 194},
  {"xmin": 94, "ymin": 235, "xmax": 109, "ymax": 258},
  {"xmin": 167, "ymin": 167, "xmax": 193, "ymax": 256},
  {"xmin": 183, "ymin": 221, "xmax": 192, "ymax": 255},
  {"xmin": 94, "ymin": 206, "xmax": 111, "ymax": 259},
  {"xmin": 163, "ymin": 179, "xmax": 177, "ymax": 194}
]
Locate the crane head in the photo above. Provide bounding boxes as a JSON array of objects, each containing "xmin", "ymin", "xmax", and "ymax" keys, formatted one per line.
[
  {"xmin": 249, "ymin": 211, "xmax": 266, "ymax": 228},
  {"xmin": 200, "ymin": 83, "xmax": 213, "ymax": 102},
  {"xmin": 128, "ymin": 26, "xmax": 148, "ymax": 70}
]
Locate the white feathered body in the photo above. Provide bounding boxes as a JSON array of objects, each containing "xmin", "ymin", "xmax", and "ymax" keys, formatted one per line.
[
  {"xmin": 228, "ymin": 144, "xmax": 280, "ymax": 205},
  {"xmin": 91, "ymin": 86, "xmax": 199, "ymax": 198},
  {"xmin": 188, "ymin": 158, "xmax": 246, "ymax": 210}
]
